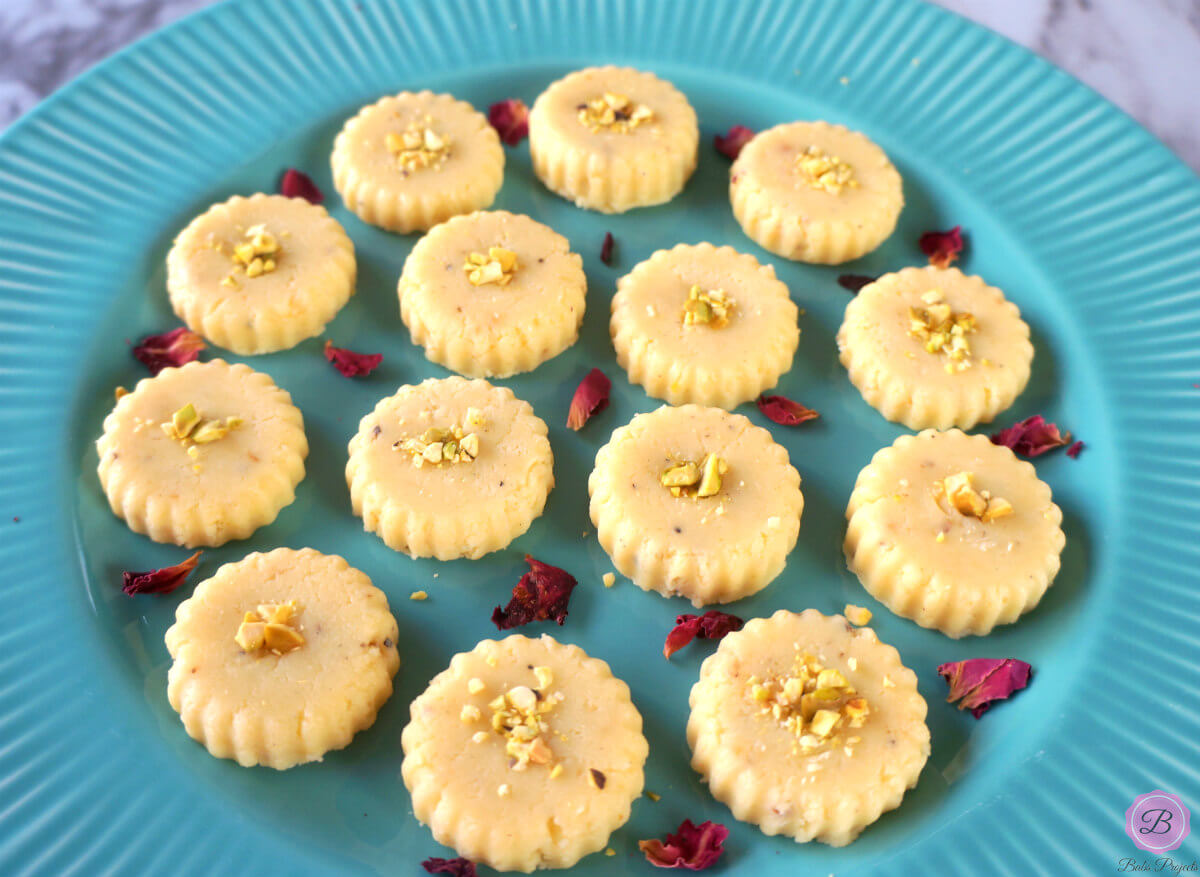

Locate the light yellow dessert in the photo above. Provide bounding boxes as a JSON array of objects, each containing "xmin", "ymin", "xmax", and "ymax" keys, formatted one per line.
[
  {"xmin": 845, "ymin": 429, "xmax": 1065, "ymax": 637},
  {"xmin": 331, "ymin": 90, "xmax": 504, "ymax": 233},
  {"xmin": 346, "ymin": 377, "xmax": 553, "ymax": 560},
  {"xmin": 730, "ymin": 121, "xmax": 903, "ymax": 263},
  {"xmin": 399, "ymin": 210, "xmax": 586, "ymax": 377},
  {"xmin": 588, "ymin": 404, "xmax": 803, "ymax": 606},
  {"xmin": 529, "ymin": 66, "xmax": 698, "ymax": 213},
  {"xmin": 166, "ymin": 194, "xmax": 356, "ymax": 354},
  {"xmin": 688, "ymin": 609, "xmax": 929, "ymax": 846},
  {"xmin": 97, "ymin": 359, "xmax": 307, "ymax": 547},
  {"xmin": 610, "ymin": 242, "xmax": 799, "ymax": 408},
  {"xmin": 402, "ymin": 634, "xmax": 648, "ymax": 872},
  {"xmin": 165, "ymin": 547, "xmax": 400, "ymax": 769},
  {"xmin": 838, "ymin": 266, "xmax": 1033, "ymax": 429}
]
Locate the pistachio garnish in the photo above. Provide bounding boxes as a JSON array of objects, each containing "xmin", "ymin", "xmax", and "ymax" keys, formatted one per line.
[
  {"xmin": 223, "ymin": 223, "xmax": 281, "ymax": 288},
  {"xmin": 394, "ymin": 421, "xmax": 482, "ymax": 468},
  {"xmin": 576, "ymin": 92, "xmax": 654, "ymax": 133},
  {"xmin": 748, "ymin": 653, "xmax": 870, "ymax": 756},
  {"xmin": 660, "ymin": 453, "xmax": 728, "ymax": 498},
  {"xmin": 386, "ymin": 122, "xmax": 450, "ymax": 174},
  {"xmin": 933, "ymin": 471, "xmax": 1013, "ymax": 523},
  {"xmin": 795, "ymin": 145, "xmax": 858, "ymax": 194},
  {"xmin": 681, "ymin": 285, "xmax": 733, "ymax": 329},
  {"xmin": 463, "ymin": 246, "xmax": 519, "ymax": 286},
  {"xmin": 471, "ymin": 678, "xmax": 566, "ymax": 772},
  {"xmin": 161, "ymin": 403, "xmax": 242, "ymax": 446},
  {"xmin": 235, "ymin": 601, "xmax": 305, "ymax": 655},
  {"xmin": 908, "ymin": 289, "xmax": 976, "ymax": 373}
]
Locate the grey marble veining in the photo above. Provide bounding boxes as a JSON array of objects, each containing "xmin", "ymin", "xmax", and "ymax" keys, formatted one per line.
[{"xmin": 1, "ymin": 0, "xmax": 1198, "ymax": 171}]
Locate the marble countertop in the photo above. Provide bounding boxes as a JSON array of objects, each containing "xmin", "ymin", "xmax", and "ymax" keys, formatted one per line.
[{"xmin": 1, "ymin": 0, "xmax": 1198, "ymax": 172}]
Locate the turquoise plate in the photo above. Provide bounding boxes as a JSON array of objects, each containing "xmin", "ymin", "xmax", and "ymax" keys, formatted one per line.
[{"xmin": 1, "ymin": 0, "xmax": 1198, "ymax": 874}]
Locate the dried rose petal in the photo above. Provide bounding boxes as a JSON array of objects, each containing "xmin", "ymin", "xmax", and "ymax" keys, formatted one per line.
[
  {"xmin": 756, "ymin": 394, "xmax": 819, "ymax": 426},
  {"xmin": 488, "ymin": 98, "xmax": 529, "ymax": 146},
  {"xmin": 279, "ymin": 168, "xmax": 324, "ymax": 204},
  {"xmin": 919, "ymin": 225, "xmax": 965, "ymax": 269},
  {"xmin": 938, "ymin": 658, "xmax": 1032, "ymax": 718},
  {"xmin": 1066, "ymin": 440, "xmax": 1085, "ymax": 459},
  {"xmin": 122, "ymin": 551, "xmax": 201, "ymax": 596},
  {"xmin": 664, "ymin": 611, "xmax": 744, "ymax": 659},
  {"xmin": 132, "ymin": 327, "xmax": 206, "ymax": 375},
  {"xmin": 324, "ymin": 340, "xmax": 382, "ymax": 378},
  {"xmin": 990, "ymin": 415, "xmax": 1072, "ymax": 457},
  {"xmin": 600, "ymin": 231, "xmax": 615, "ymax": 266},
  {"xmin": 837, "ymin": 273, "xmax": 876, "ymax": 293},
  {"xmin": 421, "ymin": 858, "xmax": 477, "ymax": 877},
  {"xmin": 492, "ymin": 555, "xmax": 578, "ymax": 630},
  {"xmin": 714, "ymin": 125, "xmax": 755, "ymax": 160},
  {"xmin": 566, "ymin": 368, "xmax": 611, "ymax": 431},
  {"xmin": 639, "ymin": 819, "xmax": 730, "ymax": 870}
]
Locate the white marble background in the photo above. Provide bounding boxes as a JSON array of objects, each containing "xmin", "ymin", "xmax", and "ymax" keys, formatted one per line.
[{"xmin": 1, "ymin": 0, "xmax": 1198, "ymax": 171}]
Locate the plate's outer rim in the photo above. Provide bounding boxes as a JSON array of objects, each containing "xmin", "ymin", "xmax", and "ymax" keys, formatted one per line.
[{"xmin": 0, "ymin": 0, "xmax": 1197, "ymax": 874}]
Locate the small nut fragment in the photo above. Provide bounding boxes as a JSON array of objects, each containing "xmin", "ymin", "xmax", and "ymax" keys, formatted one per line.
[
  {"xmin": 507, "ymin": 685, "xmax": 537, "ymax": 712},
  {"xmin": 460, "ymin": 704, "xmax": 482, "ymax": 723},
  {"xmin": 235, "ymin": 601, "xmax": 304, "ymax": 656},
  {"xmin": 844, "ymin": 604, "xmax": 872, "ymax": 626},
  {"xmin": 795, "ymin": 145, "xmax": 858, "ymax": 194},
  {"xmin": 602, "ymin": 572, "xmax": 616, "ymax": 588},
  {"xmin": 908, "ymin": 289, "xmax": 977, "ymax": 372},
  {"xmin": 660, "ymin": 453, "xmax": 728, "ymax": 499},
  {"xmin": 533, "ymin": 666, "xmax": 554, "ymax": 690},
  {"xmin": 467, "ymin": 677, "xmax": 486, "ymax": 695},
  {"xmin": 576, "ymin": 92, "xmax": 655, "ymax": 133},
  {"xmin": 387, "ymin": 123, "xmax": 451, "ymax": 173},
  {"xmin": 681, "ymin": 285, "xmax": 733, "ymax": 329},
  {"xmin": 936, "ymin": 471, "xmax": 1013, "ymax": 523}
]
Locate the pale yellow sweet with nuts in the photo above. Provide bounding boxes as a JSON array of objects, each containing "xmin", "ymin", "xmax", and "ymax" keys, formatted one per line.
[
  {"xmin": 688, "ymin": 609, "xmax": 930, "ymax": 846},
  {"xmin": 730, "ymin": 121, "xmax": 903, "ymax": 263},
  {"xmin": 165, "ymin": 548, "xmax": 400, "ymax": 769},
  {"xmin": 402, "ymin": 634, "xmax": 648, "ymax": 872},
  {"xmin": 845, "ymin": 429, "xmax": 1065, "ymax": 637},
  {"xmin": 96, "ymin": 360, "xmax": 307, "ymax": 547},
  {"xmin": 588, "ymin": 404, "xmax": 803, "ymax": 606},
  {"xmin": 838, "ymin": 266, "xmax": 1033, "ymax": 429},
  {"xmin": 166, "ymin": 194, "xmax": 356, "ymax": 354},
  {"xmin": 529, "ymin": 66, "xmax": 698, "ymax": 213},
  {"xmin": 399, "ymin": 210, "xmax": 586, "ymax": 377},
  {"xmin": 346, "ymin": 377, "xmax": 554, "ymax": 560},
  {"xmin": 331, "ymin": 90, "xmax": 504, "ymax": 233},
  {"xmin": 610, "ymin": 243, "xmax": 799, "ymax": 408}
]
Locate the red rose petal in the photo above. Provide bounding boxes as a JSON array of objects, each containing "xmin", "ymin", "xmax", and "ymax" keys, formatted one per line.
[
  {"xmin": 990, "ymin": 415, "xmax": 1072, "ymax": 457},
  {"xmin": 600, "ymin": 231, "xmax": 615, "ymax": 266},
  {"xmin": 714, "ymin": 125, "xmax": 755, "ymax": 160},
  {"xmin": 639, "ymin": 819, "xmax": 730, "ymax": 870},
  {"xmin": 756, "ymin": 394, "xmax": 819, "ymax": 426},
  {"xmin": 837, "ymin": 273, "xmax": 876, "ymax": 293},
  {"xmin": 1066, "ymin": 440, "xmax": 1085, "ymax": 459},
  {"xmin": 566, "ymin": 368, "xmax": 611, "ymax": 431},
  {"xmin": 122, "ymin": 551, "xmax": 202, "ymax": 596},
  {"xmin": 919, "ymin": 225, "xmax": 965, "ymax": 269},
  {"xmin": 664, "ymin": 611, "xmax": 744, "ymax": 659},
  {"xmin": 937, "ymin": 658, "xmax": 1032, "ymax": 718},
  {"xmin": 324, "ymin": 340, "xmax": 382, "ymax": 378},
  {"xmin": 132, "ymin": 327, "xmax": 206, "ymax": 375},
  {"xmin": 421, "ymin": 858, "xmax": 477, "ymax": 877},
  {"xmin": 279, "ymin": 168, "xmax": 324, "ymax": 204},
  {"xmin": 492, "ymin": 555, "xmax": 578, "ymax": 630},
  {"xmin": 488, "ymin": 98, "xmax": 529, "ymax": 146}
]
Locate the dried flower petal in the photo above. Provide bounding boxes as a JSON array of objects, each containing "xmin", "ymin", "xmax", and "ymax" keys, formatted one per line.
[
  {"xmin": 492, "ymin": 555, "xmax": 578, "ymax": 630},
  {"xmin": 990, "ymin": 415, "xmax": 1072, "ymax": 457},
  {"xmin": 279, "ymin": 168, "xmax": 324, "ymax": 204},
  {"xmin": 937, "ymin": 658, "xmax": 1032, "ymax": 718},
  {"xmin": 566, "ymin": 368, "xmax": 611, "ymax": 431},
  {"xmin": 488, "ymin": 98, "xmax": 529, "ymax": 146},
  {"xmin": 324, "ymin": 340, "xmax": 382, "ymax": 378},
  {"xmin": 919, "ymin": 225, "xmax": 965, "ymax": 269},
  {"xmin": 122, "ymin": 551, "xmax": 201, "ymax": 596},
  {"xmin": 1066, "ymin": 440, "xmax": 1084, "ymax": 459},
  {"xmin": 714, "ymin": 125, "xmax": 755, "ymax": 160},
  {"xmin": 664, "ymin": 611, "xmax": 744, "ymax": 659},
  {"xmin": 639, "ymin": 819, "xmax": 730, "ymax": 870},
  {"xmin": 837, "ymin": 273, "xmax": 876, "ymax": 293},
  {"xmin": 600, "ymin": 231, "xmax": 616, "ymax": 266},
  {"xmin": 756, "ymin": 394, "xmax": 819, "ymax": 426},
  {"xmin": 132, "ymin": 327, "xmax": 206, "ymax": 375},
  {"xmin": 422, "ymin": 858, "xmax": 477, "ymax": 877}
]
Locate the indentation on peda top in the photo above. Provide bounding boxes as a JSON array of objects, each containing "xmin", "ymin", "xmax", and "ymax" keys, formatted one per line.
[
  {"xmin": 460, "ymin": 667, "xmax": 565, "ymax": 774},
  {"xmin": 576, "ymin": 92, "xmax": 654, "ymax": 133},
  {"xmin": 795, "ymin": 145, "xmax": 859, "ymax": 194},
  {"xmin": 221, "ymin": 223, "xmax": 281, "ymax": 288},
  {"xmin": 392, "ymin": 407, "xmax": 487, "ymax": 468},
  {"xmin": 908, "ymin": 288, "xmax": 977, "ymax": 373},
  {"xmin": 234, "ymin": 601, "xmax": 305, "ymax": 656},
  {"xmin": 933, "ymin": 471, "xmax": 1014, "ymax": 523},
  {"xmin": 463, "ymin": 246, "xmax": 519, "ymax": 286},
  {"xmin": 681, "ymin": 285, "xmax": 733, "ymax": 329},
  {"xmin": 385, "ymin": 121, "xmax": 451, "ymax": 174},
  {"xmin": 660, "ymin": 453, "xmax": 728, "ymax": 499},
  {"xmin": 748, "ymin": 651, "xmax": 870, "ymax": 758}
]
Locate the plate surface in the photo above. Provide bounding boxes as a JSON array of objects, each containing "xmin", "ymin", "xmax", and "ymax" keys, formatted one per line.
[{"xmin": 1, "ymin": 0, "xmax": 1198, "ymax": 874}]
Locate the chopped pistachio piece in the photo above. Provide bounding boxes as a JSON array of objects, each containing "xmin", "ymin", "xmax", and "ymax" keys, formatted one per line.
[
  {"xmin": 235, "ymin": 601, "xmax": 305, "ymax": 656},
  {"xmin": 661, "ymin": 454, "xmax": 728, "ymax": 499},
  {"xmin": 162, "ymin": 403, "xmax": 242, "ymax": 447},
  {"xmin": 225, "ymin": 222, "xmax": 281, "ymax": 286},
  {"xmin": 748, "ymin": 651, "xmax": 870, "ymax": 754},
  {"xmin": 488, "ymin": 681, "xmax": 564, "ymax": 772},
  {"xmin": 795, "ymin": 145, "xmax": 859, "ymax": 194},
  {"xmin": 386, "ymin": 123, "xmax": 451, "ymax": 173},
  {"xmin": 844, "ymin": 604, "xmax": 873, "ymax": 626},
  {"xmin": 576, "ymin": 92, "xmax": 655, "ymax": 133},
  {"xmin": 934, "ymin": 470, "xmax": 1014, "ymax": 523},
  {"xmin": 463, "ymin": 246, "xmax": 519, "ymax": 286},
  {"xmin": 394, "ymin": 421, "xmax": 481, "ymax": 468},
  {"xmin": 681, "ymin": 285, "xmax": 733, "ymax": 329},
  {"xmin": 908, "ymin": 289, "xmax": 977, "ymax": 372}
]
